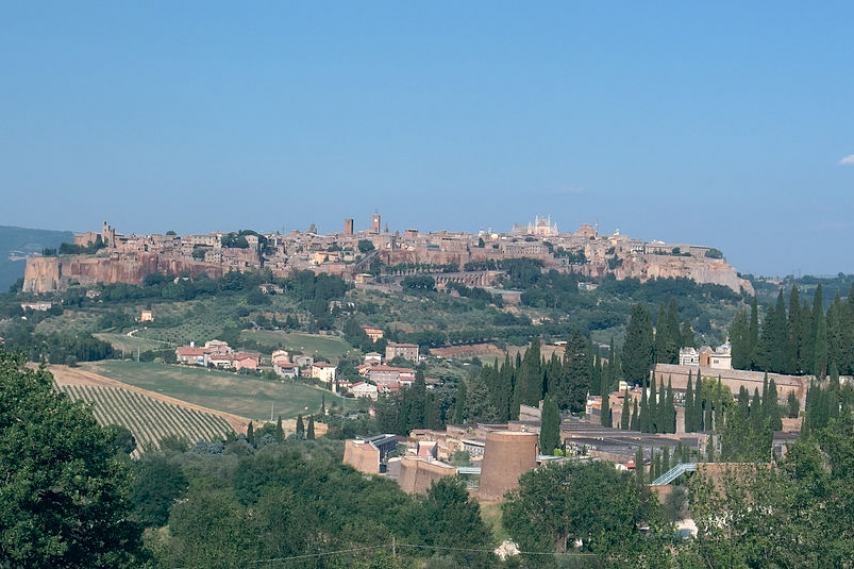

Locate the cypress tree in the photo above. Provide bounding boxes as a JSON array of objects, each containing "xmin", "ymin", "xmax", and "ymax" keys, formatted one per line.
[
  {"xmin": 307, "ymin": 416, "xmax": 315, "ymax": 440},
  {"xmin": 655, "ymin": 302, "xmax": 668, "ymax": 364},
  {"xmin": 607, "ymin": 337, "xmax": 618, "ymax": 393},
  {"xmin": 666, "ymin": 377, "xmax": 675, "ymax": 434},
  {"xmin": 560, "ymin": 331, "xmax": 590, "ymax": 413},
  {"xmin": 631, "ymin": 399, "xmax": 639, "ymax": 431},
  {"xmin": 786, "ymin": 286, "xmax": 802, "ymax": 374},
  {"xmin": 653, "ymin": 450, "xmax": 662, "ymax": 480},
  {"xmin": 770, "ymin": 290, "xmax": 788, "ymax": 373},
  {"xmin": 635, "ymin": 446, "xmax": 645, "ymax": 485},
  {"xmin": 623, "ymin": 304, "xmax": 655, "ymax": 384},
  {"xmin": 813, "ymin": 309, "xmax": 828, "ymax": 379},
  {"xmin": 810, "ymin": 285, "xmax": 826, "ymax": 377},
  {"xmin": 454, "ymin": 379, "xmax": 467, "ymax": 424},
  {"xmin": 766, "ymin": 378, "xmax": 782, "ymax": 431},
  {"xmin": 599, "ymin": 392, "xmax": 611, "ymax": 427},
  {"xmin": 246, "ymin": 421, "xmax": 255, "ymax": 447},
  {"xmin": 749, "ymin": 296, "xmax": 760, "ymax": 368},
  {"xmin": 539, "ymin": 396, "xmax": 561, "ymax": 455},
  {"xmin": 620, "ymin": 388, "xmax": 630, "ymax": 430},
  {"xmin": 695, "ymin": 373, "xmax": 705, "ymax": 432},
  {"xmin": 685, "ymin": 370, "xmax": 695, "ymax": 432},
  {"xmin": 666, "ymin": 298, "xmax": 681, "ymax": 363},
  {"xmin": 296, "ymin": 414, "xmax": 305, "ymax": 438},
  {"xmin": 275, "ymin": 415, "xmax": 284, "ymax": 442},
  {"xmin": 730, "ymin": 310, "xmax": 749, "ymax": 370},
  {"xmin": 662, "ymin": 445, "xmax": 671, "ymax": 474},
  {"xmin": 640, "ymin": 378, "xmax": 649, "ymax": 432},
  {"xmin": 321, "ymin": 394, "xmax": 326, "ymax": 415},
  {"xmin": 648, "ymin": 376, "xmax": 658, "ymax": 433},
  {"xmin": 787, "ymin": 391, "xmax": 800, "ymax": 418}
]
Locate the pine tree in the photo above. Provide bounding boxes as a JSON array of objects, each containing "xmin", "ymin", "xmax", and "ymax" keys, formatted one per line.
[
  {"xmin": 539, "ymin": 396, "xmax": 561, "ymax": 455},
  {"xmin": 620, "ymin": 388, "xmax": 631, "ymax": 430},
  {"xmin": 275, "ymin": 415, "xmax": 284, "ymax": 442},
  {"xmin": 623, "ymin": 304, "xmax": 655, "ymax": 384},
  {"xmin": 307, "ymin": 416, "xmax": 315, "ymax": 440},
  {"xmin": 246, "ymin": 421, "xmax": 255, "ymax": 447}
]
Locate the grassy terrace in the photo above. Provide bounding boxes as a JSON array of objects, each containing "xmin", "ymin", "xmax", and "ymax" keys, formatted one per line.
[
  {"xmin": 85, "ymin": 360, "xmax": 346, "ymax": 421},
  {"xmin": 240, "ymin": 330, "xmax": 357, "ymax": 364}
]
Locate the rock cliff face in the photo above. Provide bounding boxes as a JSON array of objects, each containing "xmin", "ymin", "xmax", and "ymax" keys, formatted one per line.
[
  {"xmin": 614, "ymin": 254, "xmax": 754, "ymax": 296},
  {"xmin": 23, "ymin": 253, "xmax": 225, "ymax": 293}
]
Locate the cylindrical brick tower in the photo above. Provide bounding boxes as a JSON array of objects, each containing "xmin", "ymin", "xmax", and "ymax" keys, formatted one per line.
[{"xmin": 477, "ymin": 431, "xmax": 538, "ymax": 500}]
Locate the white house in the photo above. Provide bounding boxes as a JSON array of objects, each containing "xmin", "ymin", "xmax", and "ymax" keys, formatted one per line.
[
  {"xmin": 311, "ymin": 362, "xmax": 337, "ymax": 384},
  {"xmin": 349, "ymin": 382, "xmax": 379, "ymax": 400}
]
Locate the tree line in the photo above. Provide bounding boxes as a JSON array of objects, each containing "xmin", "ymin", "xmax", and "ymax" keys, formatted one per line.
[{"xmin": 730, "ymin": 283, "xmax": 854, "ymax": 377}]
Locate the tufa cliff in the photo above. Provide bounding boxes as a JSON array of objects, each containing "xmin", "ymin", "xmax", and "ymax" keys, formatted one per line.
[{"xmin": 23, "ymin": 253, "xmax": 225, "ymax": 293}]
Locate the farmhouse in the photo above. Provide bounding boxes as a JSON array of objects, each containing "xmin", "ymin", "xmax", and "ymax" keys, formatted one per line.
[
  {"xmin": 350, "ymin": 382, "xmax": 379, "ymax": 400},
  {"xmin": 310, "ymin": 362, "xmax": 337, "ymax": 384}
]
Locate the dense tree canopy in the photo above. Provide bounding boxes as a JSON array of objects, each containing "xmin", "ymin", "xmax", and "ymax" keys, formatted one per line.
[{"xmin": 0, "ymin": 350, "xmax": 146, "ymax": 568}]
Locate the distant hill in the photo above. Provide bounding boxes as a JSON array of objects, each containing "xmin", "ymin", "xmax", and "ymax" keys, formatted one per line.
[{"xmin": 0, "ymin": 226, "xmax": 73, "ymax": 292}]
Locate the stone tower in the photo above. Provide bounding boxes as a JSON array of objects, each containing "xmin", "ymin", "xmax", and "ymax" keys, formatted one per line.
[
  {"xmin": 345, "ymin": 218, "xmax": 354, "ymax": 236},
  {"xmin": 371, "ymin": 214, "xmax": 381, "ymax": 234},
  {"xmin": 477, "ymin": 431, "xmax": 539, "ymax": 500}
]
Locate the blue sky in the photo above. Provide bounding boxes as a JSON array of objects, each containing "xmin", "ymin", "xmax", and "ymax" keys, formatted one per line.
[{"xmin": 1, "ymin": 2, "xmax": 852, "ymax": 277}]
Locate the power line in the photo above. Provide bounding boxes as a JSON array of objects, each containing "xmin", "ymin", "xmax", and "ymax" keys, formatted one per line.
[{"xmin": 174, "ymin": 540, "xmax": 599, "ymax": 568}]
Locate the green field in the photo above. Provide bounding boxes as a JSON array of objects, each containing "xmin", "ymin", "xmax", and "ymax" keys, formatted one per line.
[
  {"xmin": 85, "ymin": 361, "xmax": 347, "ymax": 421},
  {"xmin": 94, "ymin": 332, "xmax": 169, "ymax": 354},
  {"xmin": 241, "ymin": 330, "xmax": 357, "ymax": 363}
]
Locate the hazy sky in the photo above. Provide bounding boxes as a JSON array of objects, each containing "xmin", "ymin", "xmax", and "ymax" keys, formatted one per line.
[{"xmin": 2, "ymin": 2, "xmax": 852, "ymax": 276}]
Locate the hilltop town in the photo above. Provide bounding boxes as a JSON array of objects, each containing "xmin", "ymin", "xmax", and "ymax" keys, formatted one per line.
[{"xmin": 22, "ymin": 215, "xmax": 752, "ymax": 295}]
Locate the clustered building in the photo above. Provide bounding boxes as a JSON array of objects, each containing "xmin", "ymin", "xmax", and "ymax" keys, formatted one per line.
[{"xmin": 24, "ymin": 215, "xmax": 752, "ymax": 294}]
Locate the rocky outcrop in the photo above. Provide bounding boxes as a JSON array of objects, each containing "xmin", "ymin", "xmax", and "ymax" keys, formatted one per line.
[
  {"xmin": 615, "ymin": 254, "xmax": 753, "ymax": 295},
  {"xmin": 23, "ymin": 253, "xmax": 225, "ymax": 293}
]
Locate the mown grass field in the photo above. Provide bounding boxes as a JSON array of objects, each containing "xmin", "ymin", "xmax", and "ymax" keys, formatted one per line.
[
  {"xmin": 58, "ymin": 383, "xmax": 233, "ymax": 453},
  {"xmin": 93, "ymin": 332, "xmax": 168, "ymax": 354},
  {"xmin": 85, "ymin": 360, "xmax": 345, "ymax": 421},
  {"xmin": 241, "ymin": 330, "xmax": 357, "ymax": 363}
]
